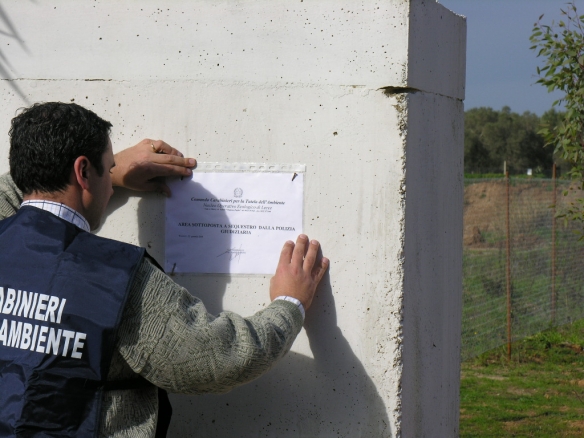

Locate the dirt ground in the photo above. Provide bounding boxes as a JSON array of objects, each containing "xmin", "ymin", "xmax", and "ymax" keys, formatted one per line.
[{"xmin": 463, "ymin": 179, "xmax": 583, "ymax": 248}]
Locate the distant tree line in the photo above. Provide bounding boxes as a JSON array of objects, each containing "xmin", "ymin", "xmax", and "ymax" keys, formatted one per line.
[{"xmin": 464, "ymin": 106, "xmax": 564, "ymax": 176}]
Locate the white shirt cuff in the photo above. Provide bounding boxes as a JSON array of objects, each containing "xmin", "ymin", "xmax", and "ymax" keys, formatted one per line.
[{"xmin": 274, "ymin": 296, "xmax": 305, "ymax": 320}]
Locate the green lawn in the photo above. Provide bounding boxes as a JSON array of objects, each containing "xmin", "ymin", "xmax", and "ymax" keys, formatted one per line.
[{"xmin": 460, "ymin": 319, "xmax": 584, "ymax": 437}]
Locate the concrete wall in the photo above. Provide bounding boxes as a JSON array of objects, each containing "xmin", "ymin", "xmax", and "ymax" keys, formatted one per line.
[{"xmin": 0, "ymin": 1, "xmax": 465, "ymax": 436}]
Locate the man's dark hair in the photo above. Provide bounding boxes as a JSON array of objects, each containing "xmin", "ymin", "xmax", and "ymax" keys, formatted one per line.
[{"xmin": 9, "ymin": 102, "xmax": 112, "ymax": 195}]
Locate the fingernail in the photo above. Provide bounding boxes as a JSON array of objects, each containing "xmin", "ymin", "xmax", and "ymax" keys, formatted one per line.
[
  {"xmin": 286, "ymin": 240, "xmax": 294, "ymax": 245},
  {"xmin": 323, "ymin": 257, "xmax": 329, "ymax": 264},
  {"xmin": 311, "ymin": 239, "xmax": 318, "ymax": 245},
  {"xmin": 299, "ymin": 234, "xmax": 308, "ymax": 240},
  {"xmin": 188, "ymin": 158, "xmax": 196, "ymax": 166},
  {"xmin": 186, "ymin": 169, "xmax": 193, "ymax": 175}
]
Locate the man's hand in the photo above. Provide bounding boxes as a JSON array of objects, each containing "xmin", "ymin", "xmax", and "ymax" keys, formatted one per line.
[
  {"xmin": 270, "ymin": 235, "xmax": 329, "ymax": 311},
  {"xmin": 111, "ymin": 139, "xmax": 196, "ymax": 196}
]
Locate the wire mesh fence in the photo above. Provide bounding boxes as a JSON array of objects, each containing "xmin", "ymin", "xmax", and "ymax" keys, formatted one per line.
[{"xmin": 462, "ymin": 176, "xmax": 584, "ymax": 360}]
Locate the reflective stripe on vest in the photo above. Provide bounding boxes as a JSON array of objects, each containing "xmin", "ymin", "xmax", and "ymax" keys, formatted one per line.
[{"xmin": 0, "ymin": 207, "xmax": 144, "ymax": 437}]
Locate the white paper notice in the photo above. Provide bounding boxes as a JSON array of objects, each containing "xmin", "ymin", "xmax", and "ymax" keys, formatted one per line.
[{"xmin": 165, "ymin": 171, "xmax": 304, "ymax": 274}]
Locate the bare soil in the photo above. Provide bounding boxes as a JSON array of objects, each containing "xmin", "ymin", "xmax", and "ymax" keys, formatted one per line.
[{"xmin": 463, "ymin": 179, "xmax": 583, "ymax": 248}]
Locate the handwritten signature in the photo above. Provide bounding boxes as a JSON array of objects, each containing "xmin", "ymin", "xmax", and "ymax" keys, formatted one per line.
[{"xmin": 217, "ymin": 246, "xmax": 246, "ymax": 262}]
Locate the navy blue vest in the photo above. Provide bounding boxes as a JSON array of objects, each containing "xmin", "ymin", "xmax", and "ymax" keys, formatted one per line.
[{"xmin": 0, "ymin": 206, "xmax": 145, "ymax": 437}]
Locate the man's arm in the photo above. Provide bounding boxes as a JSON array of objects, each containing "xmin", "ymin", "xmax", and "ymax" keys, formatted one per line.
[
  {"xmin": 0, "ymin": 173, "xmax": 23, "ymax": 220},
  {"xmin": 117, "ymin": 236, "xmax": 328, "ymax": 394},
  {"xmin": 0, "ymin": 139, "xmax": 197, "ymax": 221}
]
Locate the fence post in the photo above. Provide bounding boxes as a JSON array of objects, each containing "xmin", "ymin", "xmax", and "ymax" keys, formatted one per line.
[
  {"xmin": 506, "ymin": 171, "xmax": 512, "ymax": 360},
  {"xmin": 552, "ymin": 163, "xmax": 557, "ymax": 326}
]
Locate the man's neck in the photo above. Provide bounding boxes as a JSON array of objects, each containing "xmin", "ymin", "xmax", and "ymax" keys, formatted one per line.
[
  {"xmin": 21, "ymin": 199, "xmax": 91, "ymax": 232},
  {"xmin": 24, "ymin": 188, "xmax": 84, "ymax": 217}
]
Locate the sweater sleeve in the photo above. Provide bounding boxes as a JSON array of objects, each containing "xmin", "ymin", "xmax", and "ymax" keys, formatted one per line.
[
  {"xmin": 0, "ymin": 173, "xmax": 22, "ymax": 219},
  {"xmin": 116, "ymin": 257, "xmax": 304, "ymax": 394}
]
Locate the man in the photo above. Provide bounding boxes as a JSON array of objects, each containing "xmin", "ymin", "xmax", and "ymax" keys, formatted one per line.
[{"xmin": 0, "ymin": 102, "xmax": 328, "ymax": 437}]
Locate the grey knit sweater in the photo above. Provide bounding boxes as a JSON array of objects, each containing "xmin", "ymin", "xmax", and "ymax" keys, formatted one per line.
[{"xmin": 0, "ymin": 173, "xmax": 303, "ymax": 437}]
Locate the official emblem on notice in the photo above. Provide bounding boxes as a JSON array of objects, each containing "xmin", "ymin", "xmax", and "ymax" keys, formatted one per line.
[{"xmin": 234, "ymin": 187, "xmax": 243, "ymax": 198}]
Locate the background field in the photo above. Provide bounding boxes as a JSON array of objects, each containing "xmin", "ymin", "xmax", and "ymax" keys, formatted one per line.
[{"xmin": 462, "ymin": 177, "xmax": 584, "ymax": 359}]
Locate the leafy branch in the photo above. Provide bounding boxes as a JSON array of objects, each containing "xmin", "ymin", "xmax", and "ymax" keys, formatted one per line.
[{"xmin": 531, "ymin": 2, "xmax": 584, "ymax": 229}]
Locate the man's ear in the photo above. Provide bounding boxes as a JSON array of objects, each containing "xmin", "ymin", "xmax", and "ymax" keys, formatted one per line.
[{"xmin": 73, "ymin": 156, "xmax": 91, "ymax": 191}]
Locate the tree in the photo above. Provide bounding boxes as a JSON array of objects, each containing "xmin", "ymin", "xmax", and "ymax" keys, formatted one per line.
[
  {"xmin": 464, "ymin": 107, "xmax": 498, "ymax": 173},
  {"xmin": 464, "ymin": 107, "xmax": 556, "ymax": 174},
  {"xmin": 531, "ymin": 2, "xmax": 584, "ymax": 224}
]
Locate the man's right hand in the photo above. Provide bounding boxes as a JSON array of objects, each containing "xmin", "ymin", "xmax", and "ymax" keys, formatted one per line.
[
  {"xmin": 269, "ymin": 235, "xmax": 329, "ymax": 311},
  {"xmin": 111, "ymin": 139, "xmax": 196, "ymax": 196}
]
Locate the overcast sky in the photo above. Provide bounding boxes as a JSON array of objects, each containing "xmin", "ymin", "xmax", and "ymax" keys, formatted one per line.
[{"xmin": 437, "ymin": 0, "xmax": 574, "ymax": 115}]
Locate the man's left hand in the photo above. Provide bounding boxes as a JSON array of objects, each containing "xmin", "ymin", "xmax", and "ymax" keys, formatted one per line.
[{"xmin": 111, "ymin": 139, "xmax": 196, "ymax": 196}]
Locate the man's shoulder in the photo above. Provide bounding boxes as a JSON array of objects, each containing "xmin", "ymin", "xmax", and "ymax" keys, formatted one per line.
[
  {"xmin": 3, "ymin": 207, "xmax": 145, "ymax": 265},
  {"xmin": 69, "ymin": 226, "xmax": 146, "ymax": 268},
  {"xmin": 0, "ymin": 173, "xmax": 23, "ymax": 220}
]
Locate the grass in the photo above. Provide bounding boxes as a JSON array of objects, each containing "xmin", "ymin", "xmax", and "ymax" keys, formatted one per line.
[
  {"xmin": 462, "ymin": 230, "xmax": 584, "ymax": 359},
  {"xmin": 460, "ymin": 319, "xmax": 584, "ymax": 437}
]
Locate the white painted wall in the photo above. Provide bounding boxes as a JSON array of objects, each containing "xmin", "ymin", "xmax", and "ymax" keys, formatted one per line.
[{"xmin": 0, "ymin": 1, "xmax": 465, "ymax": 436}]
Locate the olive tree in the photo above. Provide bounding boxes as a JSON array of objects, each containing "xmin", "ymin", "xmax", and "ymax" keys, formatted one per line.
[{"xmin": 531, "ymin": 1, "xmax": 584, "ymax": 225}]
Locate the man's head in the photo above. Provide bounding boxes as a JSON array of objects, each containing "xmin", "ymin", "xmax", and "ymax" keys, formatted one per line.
[
  {"xmin": 9, "ymin": 102, "xmax": 115, "ymax": 230},
  {"xmin": 9, "ymin": 102, "xmax": 112, "ymax": 195}
]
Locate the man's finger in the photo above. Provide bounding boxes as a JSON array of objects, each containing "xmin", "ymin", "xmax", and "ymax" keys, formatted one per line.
[
  {"xmin": 156, "ymin": 163, "xmax": 193, "ymax": 177},
  {"xmin": 278, "ymin": 240, "xmax": 295, "ymax": 266},
  {"xmin": 154, "ymin": 140, "xmax": 183, "ymax": 157},
  {"xmin": 311, "ymin": 257, "xmax": 329, "ymax": 282},
  {"xmin": 292, "ymin": 234, "xmax": 308, "ymax": 266},
  {"xmin": 148, "ymin": 139, "xmax": 184, "ymax": 157},
  {"xmin": 303, "ymin": 239, "xmax": 319, "ymax": 273},
  {"xmin": 126, "ymin": 161, "xmax": 190, "ymax": 181},
  {"xmin": 149, "ymin": 154, "xmax": 196, "ymax": 169},
  {"xmin": 144, "ymin": 162, "xmax": 193, "ymax": 179}
]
